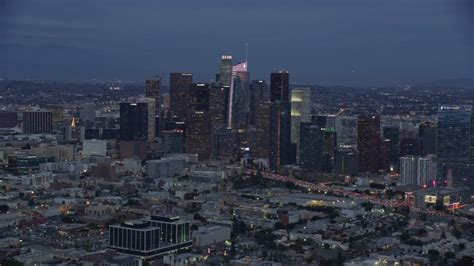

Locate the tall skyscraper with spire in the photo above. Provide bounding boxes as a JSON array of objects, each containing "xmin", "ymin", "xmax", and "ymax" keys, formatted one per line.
[{"xmin": 229, "ymin": 61, "xmax": 250, "ymax": 129}]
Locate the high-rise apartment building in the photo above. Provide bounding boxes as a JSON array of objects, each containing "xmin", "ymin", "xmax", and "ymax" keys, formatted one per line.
[{"xmin": 400, "ymin": 155, "xmax": 436, "ymax": 187}]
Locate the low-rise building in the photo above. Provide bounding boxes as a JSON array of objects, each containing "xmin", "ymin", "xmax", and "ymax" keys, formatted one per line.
[{"xmin": 192, "ymin": 225, "xmax": 231, "ymax": 247}]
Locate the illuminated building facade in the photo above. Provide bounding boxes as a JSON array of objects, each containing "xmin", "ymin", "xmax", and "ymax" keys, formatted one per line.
[{"xmin": 290, "ymin": 87, "xmax": 311, "ymax": 161}]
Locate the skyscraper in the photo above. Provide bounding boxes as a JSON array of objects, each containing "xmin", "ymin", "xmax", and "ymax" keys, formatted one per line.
[
  {"xmin": 81, "ymin": 103, "xmax": 96, "ymax": 128},
  {"xmin": 437, "ymin": 105, "xmax": 473, "ymax": 183},
  {"xmin": 170, "ymin": 73, "xmax": 193, "ymax": 121},
  {"xmin": 322, "ymin": 127, "xmax": 337, "ymax": 172},
  {"xmin": 249, "ymin": 80, "xmax": 269, "ymax": 126},
  {"xmin": 335, "ymin": 148, "xmax": 359, "ymax": 175},
  {"xmin": 357, "ymin": 115, "xmax": 381, "ymax": 173},
  {"xmin": 253, "ymin": 102, "xmax": 272, "ymax": 160},
  {"xmin": 22, "ymin": 111, "xmax": 53, "ymax": 134},
  {"xmin": 400, "ymin": 136, "xmax": 423, "ymax": 157},
  {"xmin": 290, "ymin": 87, "xmax": 312, "ymax": 161},
  {"xmin": 400, "ymin": 156, "xmax": 418, "ymax": 185},
  {"xmin": 300, "ymin": 122, "xmax": 324, "ymax": 171},
  {"xmin": 218, "ymin": 55, "xmax": 233, "ymax": 87},
  {"xmin": 229, "ymin": 61, "xmax": 250, "ymax": 129},
  {"xmin": 419, "ymin": 121, "xmax": 437, "ymax": 155},
  {"xmin": 143, "ymin": 97, "xmax": 156, "ymax": 141},
  {"xmin": 209, "ymin": 84, "xmax": 230, "ymax": 130},
  {"xmin": 382, "ymin": 126, "xmax": 400, "ymax": 167},
  {"xmin": 185, "ymin": 83, "xmax": 212, "ymax": 160},
  {"xmin": 335, "ymin": 116, "xmax": 358, "ymax": 149},
  {"xmin": 145, "ymin": 76, "xmax": 161, "ymax": 114},
  {"xmin": 269, "ymin": 71, "xmax": 292, "ymax": 169},
  {"xmin": 210, "ymin": 83, "xmax": 235, "ymax": 158},
  {"xmin": 270, "ymin": 71, "xmax": 290, "ymax": 103},
  {"xmin": 212, "ymin": 127, "xmax": 238, "ymax": 158},
  {"xmin": 400, "ymin": 155, "xmax": 436, "ymax": 187},
  {"xmin": 120, "ymin": 103, "xmax": 148, "ymax": 141}
]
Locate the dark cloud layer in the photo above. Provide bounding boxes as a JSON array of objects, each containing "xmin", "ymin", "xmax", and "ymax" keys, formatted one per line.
[{"xmin": 0, "ymin": 0, "xmax": 472, "ymax": 86}]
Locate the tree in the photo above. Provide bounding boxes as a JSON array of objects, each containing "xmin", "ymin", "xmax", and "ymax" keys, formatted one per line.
[
  {"xmin": 273, "ymin": 222, "xmax": 286, "ymax": 230},
  {"xmin": 126, "ymin": 198, "xmax": 140, "ymax": 206},
  {"xmin": 434, "ymin": 200, "xmax": 445, "ymax": 211},
  {"xmin": 417, "ymin": 228, "xmax": 428, "ymax": 236},
  {"xmin": 2, "ymin": 259, "xmax": 22, "ymax": 266},
  {"xmin": 385, "ymin": 189, "xmax": 394, "ymax": 200},
  {"xmin": 398, "ymin": 206, "xmax": 410, "ymax": 216},
  {"xmin": 455, "ymin": 256, "xmax": 472, "ymax": 266},
  {"xmin": 255, "ymin": 229, "xmax": 277, "ymax": 248},
  {"xmin": 361, "ymin": 202, "xmax": 373, "ymax": 211},
  {"xmin": 0, "ymin": 204, "xmax": 9, "ymax": 214},
  {"xmin": 453, "ymin": 228, "xmax": 461, "ymax": 238},
  {"xmin": 400, "ymin": 231, "xmax": 410, "ymax": 242},
  {"xmin": 445, "ymin": 251, "xmax": 455, "ymax": 260},
  {"xmin": 418, "ymin": 213, "xmax": 427, "ymax": 221},
  {"xmin": 428, "ymin": 249, "xmax": 440, "ymax": 263},
  {"xmin": 337, "ymin": 251, "xmax": 344, "ymax": 265}
]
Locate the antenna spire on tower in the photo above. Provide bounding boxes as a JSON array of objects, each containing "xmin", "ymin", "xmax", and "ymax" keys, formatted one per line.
[{"xmin": 245, "ymin": 42, "xmax": 248, "ymax": 63}]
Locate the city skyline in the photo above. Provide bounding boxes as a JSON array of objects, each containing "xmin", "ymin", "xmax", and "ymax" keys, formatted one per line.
[
  {"xmin": 2, "ymin": 1, "xmax": 474, "ymax": 265},
  {"xmin": 1, "ymin": 0, "xmax": 473, "ymax": 86}
]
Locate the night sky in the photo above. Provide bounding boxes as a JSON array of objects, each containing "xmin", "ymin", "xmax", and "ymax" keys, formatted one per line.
[{"xmin": 0, "ymin": 0, "xmax": 473, "ymax": 86}]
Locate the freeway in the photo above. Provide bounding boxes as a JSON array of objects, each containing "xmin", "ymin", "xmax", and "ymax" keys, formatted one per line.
[{"xmin": 245, "ymin": 170, "xmax": 472, "ymax": 223}]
